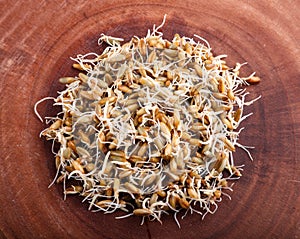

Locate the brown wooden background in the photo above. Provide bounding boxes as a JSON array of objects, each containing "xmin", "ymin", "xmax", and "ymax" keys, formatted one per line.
[{"xmin": 1, "ymin": 1, "xmax": 299, "ymax": 238}]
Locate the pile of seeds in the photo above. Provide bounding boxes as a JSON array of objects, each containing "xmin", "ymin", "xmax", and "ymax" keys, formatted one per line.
[{"xmin": 35, "ymin": 20, "xmax": 260, "ymax": 226}]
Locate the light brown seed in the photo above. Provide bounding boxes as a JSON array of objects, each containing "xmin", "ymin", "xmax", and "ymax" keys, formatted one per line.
[
  {"xmin": 96, "ymin": 199, "xmax": 113, "ymax": 208},
  {"xmin": 218, "ymin": 78, "xmax": 226, "ymax": 93},
  {"xmin": 214, "ymin": 190, "xmax": 222, "ymax": 199},
  {"xmin": 64, "ymin": 116, "xmax": 72, "ymax": 126},
  {"xmin": 138, "ymin": 39, "xmax": 147, "ymax": 55},
  {"xmin": 80, "ymin": 91, "xmax": 94, "ymax": 101},
  {"xmin": 98, "ymin": 96, "xmax": 117, "ymax": 105},
  {"xmin": 201, "ymin": 144, "xmax": 210, "ymax": 154},
  {"xmin": 104, "ymin": 162, "xmax": 113, "ymax": 175},
  {"xmin": 137, "ymin": 142, "xmax": 148, "ymax": 157},
  {"xmin": 106, "ymin": 188, "xmax": 113, "ymax": 196},
  {"xmin": 99, "ymin": 179, "xmax": 106, "ymax": 186},
  {"xmin": 95, "ymin": 104, "xmax": 102, "ymax": 117},
  {"xmin": 139, "ymin": 77, "xmax": 155, "ymax": 87},
  {"xmin": 119, "ymin": 170, "xmax": 132, "ymax": 178},
  {"xmin": 191, "ymin": 157, "xmax": 204, "ymax": 165},
  {"xmin": 78, "ymin": 130, "xmax": 91, "ymax": 145},
  {"xmin": 166, "ymin": 71, "xmax": 173, "ymax": 81},
  {"xmin": 121, "ymin": 98, "xmax": 137, "ymax": 106},
  {"xmin": 189, "ymin": 138, "xmax": 202, "ymax": 146},
  {"xmin": 164, "ymin": 143, "xmax": 172, "ymax": 156},
  {"xmin": 160, "ymin": 122, "xmax": 171, "ymax": 141},
  {"xmin": 104, "ymin": 73, "xmax": 113, "ymax": 84},
  {"xmin": 144, "ymin": 174, "xmax": 157, "ymax": 186},
  {"xmin": 181, "ymin": 132, "xmax": 191, "ymax": 140},
  {"xmin": 175, "ymin": 151, "xmax": 185, "ymax": 169},
  {"xmin": 179, "ymin": 197, "xmax": 190, "ymax": 209},
  {"xmin": 173, "ymin": 109, "xmax": 181, "ymax": 129},
  {"xmin": 62, "ymin": 147, "xmax": 71, "ymax": 159},
  {"xmin": 96, "ymin": 79, "xmax": 108, "ymax": 88},
  {"xmin": 221, "ymin": 116, "xmax": 233, "ymax": 130},
  {"xmin": 133, "ymin": 208, "xmax": 152, "ymax": 216},
  {"xmin": 219, "ymin": 179, "xmax": 228, "ymax": 187},
  {"xmin": 157, "ymin": 190, "xmax": 167, "ymax": 198},
  {"xmin": 118, "ymin": 85, "xmax": 132, "ymax": 94},
  {"xmin": 78, "ymin": 73, "xmax": 89, "ymax": 83},
  {"xmin": 128, "ymin": 155, "xmax": 144, "ymax": 164},
  {"xmin": 147, "ymin": 50, "xmax": 156, "ymax": 63},
  {"xmin": 148, "ymin": 38, "xmax": 158, "ymax": 47},
  {"xmin": 153, "ymin": 137, "xmax": 165, "ymax": 151},
  {"xmin": 110, "ymin": 150, "xmax": 125, "ymax": 158},
  {"xmin": 163, "ymin": 48, "xmax": 178, "ymax": 58},
  {"xmin": 178, "ymin": 51, "xmax": 186, "ymax": 67},
  {"xmin": 221, "ymin": 64, "xmax": 229, "ymax": 70},
  {"xmin": 127, "ymin": 103, "xmax": 139, "ymax": 113},
  {"xmin": 231, "ymin": 166, "xmax": 242, "ymax": 176},
  {"xmin": 59, "ymin": 77, "xmax": 77, "ymax": 84},
  {"xmin": 85, "ymin": 163, "xmax": 95, "ymax": 172},
  {"xmin": 49, "ymin": 119, "xmax": 62, "ymax": 130},
  {"xmin": 137, "ymin": 126, "xmax": 148, "ymax": 137},
  {"xmin": 187, "ymin": 188, "xmax": 198, "ymax": 199},
  {"xmin": 139, "ymin": 66, "xmax": 147, "ymax": 77},
  {"xmin": 227, "ymin": 89, "xmax": 235, "ymax": 101},
  {"xmin": 194, "ymin": 64, "xmax": 203, "ymax": 78},
  {"xmin": 64, "ymin": 126, "xmax": 72, "ymax": 132},
  {"xmin": 72, "ymin": 160, "xmax": 85, "ymax": 174},
  {"xmin": 191, "ymin": 123, "xmax": 206, "ymax": 131},
  {"xmin": 107, "ymin": 53, "xmax": 126, "ymax": 62},
  {"xmin": 117, "ymin": 64, "xmax": 127, "ymax": 78},
  {"xmin": 150, "ymin": 193, "xmax": 158, "ymax": 205},
  {"xmin": 246, "ymin": 76, "xmax": 261, "ymax": 84},
  {"xmin": 124, "ymin": 182, "xmax": 141, "ymax": 194},
  {"xmin": 108, "ymin": 138, "xmax": 118, "ymax": 150},
  {"xmin": 55, "ymin": 156, "xmax": 61, "ymax": 169},
  {"xmin": 72, "ymin": 63, "xmax": 91, "ymax": 71},
  {"xmin": 171, "ymin": 131, "xmax": 180, "ymax": 147},
  {"xmin": 157, "ymin": 112, "xmax": 168, "ymax": 123},
  {"xmin": 165, "ymin": 80, "xmax": 171, "ymax": 87},
  {"xmin": 222, "ymin": 137, "xmax": 236, "ymax": 151},
  {"xmin": 169, "ymin": 158, "xmax": 177, "ymax": 173},
  {"xmin": 234, "ymin": 108, "xmax": 242, "ymax": 122},
  {"xmin": 169, "ymin": 193, "xmax": 179, "ymax": 209},
  {"xmin": 65, "ymin": 166, "xmax": 74, "ymax": 173},
  {"xmin": 185, "ymin": 43, "xmax": 193, "ymax": 55},
  {"xmin": 214, "ymin": 152, "xmax": 227, "ymax": 172},
  {"xmin": 189, "ymin": 171, "xmax": 201, "ymax": 179},
  {"xmin": 110, "ymin": 109, "xmax": 122, "ymax": 118},
  {"xmin": 213, "ymin": 92, "xmax": 227, "ymax": 100},
  {"xmin": 136, "ymin": 108, "xmax": 146, "ymax": 116},
  {"xmin": 113, "ymin": 178, "xmax": 120, "ymax": 197},
  {"xmin": 150, "ymin": 157, "xmax": 160, "ymax": 163},
  {"xmin": 168, "ymin": 171, "xmax": 180, "ymax": 182},
  {"xmin": 205, "ymin": 63, "xmax": 215, "ymax": 70},
  {"xmin": 97, "ymin": 132, "xmax": 106, "ymax": 152},
  {"xmin": 155, "ymin": 42, "xmax": 164, "ymax": 49}
]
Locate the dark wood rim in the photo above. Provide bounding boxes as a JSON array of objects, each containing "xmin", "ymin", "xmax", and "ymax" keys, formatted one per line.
[{"xmin": 1, "ymin": 1, "xmax": 299, "ymax": 238}]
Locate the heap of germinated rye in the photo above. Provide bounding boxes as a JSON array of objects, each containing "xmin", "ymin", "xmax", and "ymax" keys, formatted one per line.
[{"xmin": 36, "ymin": 25, "xmax": 260, "ymax": 226}]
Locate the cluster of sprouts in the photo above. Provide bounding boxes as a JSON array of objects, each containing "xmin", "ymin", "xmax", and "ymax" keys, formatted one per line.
[{"xmin": 35, "ymin": 18, "xmax": 260, "ymax": 227}]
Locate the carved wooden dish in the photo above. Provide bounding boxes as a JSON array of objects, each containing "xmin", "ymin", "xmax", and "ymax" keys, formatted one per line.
[{"xmin": 1, "ymin": 1, "xmax": 299, "ymax": 238}]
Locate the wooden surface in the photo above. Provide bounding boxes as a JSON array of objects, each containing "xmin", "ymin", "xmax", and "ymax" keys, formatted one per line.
[{"xmin": 1, "ymin": 1, "xmax": 299, "ymax": 238}]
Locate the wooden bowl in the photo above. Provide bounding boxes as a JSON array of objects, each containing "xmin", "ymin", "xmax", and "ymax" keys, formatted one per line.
[{"xmin": 1, "ymin": 1, "xmax": 299, "ymax": 238}]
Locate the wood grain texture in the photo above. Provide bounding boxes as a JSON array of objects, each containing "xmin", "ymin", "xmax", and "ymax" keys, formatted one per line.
[{"xmin": 0, "ymin": 0, "xmax": 299, "ymax": 238}]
